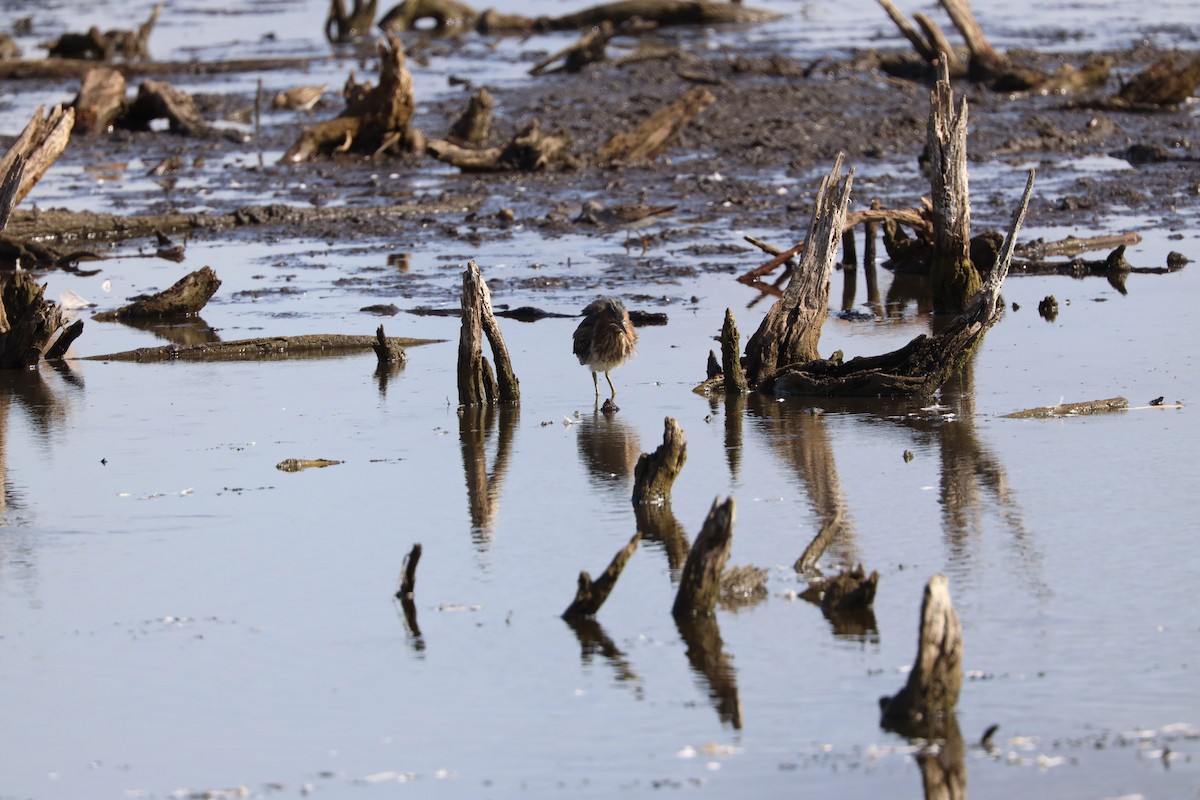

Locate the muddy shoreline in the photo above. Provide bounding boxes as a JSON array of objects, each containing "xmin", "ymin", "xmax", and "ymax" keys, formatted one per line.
[{"xmin": 6, "ymin": 32, "xmax": 1197, "ymax": 312}]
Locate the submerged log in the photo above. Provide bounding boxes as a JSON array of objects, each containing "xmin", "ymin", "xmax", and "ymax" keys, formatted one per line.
[
  {"xmin": 672, "ymin": 497, "xmax": 735, "ymax": 618},
  {"xmin": 562, "ymin": 532, "xmax": 641, "ymax": 620},
  {"xmin": 631, "ymin": 417, "xmax": 688, "ymax": 505},
  {"xmin": 84, "ymin": 333, "xmax": 442, "ymax": 362},
  {"xmin": 880, "ymin": 574, "xmax": 963, "ymax": 735},
  {"xmin": 742, "ymin": 153, "xmax": 853, "ymax": 386},
  {"xmin": 457, "ymin": 259, "xmax": 520, "ymax": 405},
  {"xmin": 598, "ymin": 86, "xmax": 715, "ymax": 164},
  {"xmin": 1002, "ymin": 396, "xmax": 1129, "ymax": 419},
  {"xmin": 381, "ymin": 0, "xmax": 780, "ymax": 33},
  {"xmin": 92, "ymin": 266, "xmax": 221, "ymax": 321}
]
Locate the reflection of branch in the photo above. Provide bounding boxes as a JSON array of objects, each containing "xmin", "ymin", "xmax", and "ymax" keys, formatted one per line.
[
  {"xmin": 459, "ymin": 404, "xmax": 519, "ymax": 545},
  {"xmin": 564, "ymin": 616, "xmax": 641, "ymax": 687},
  {"xmin": 675, "ymin": 614, "xmax": 742, "ymax": 729},
  {"xmin": 633, "ymin": 502, "xmax": 690, "ymax": 573},
  {"xmin": 749, "ymin": 395, "xmax": 858, "ymax": 567}
]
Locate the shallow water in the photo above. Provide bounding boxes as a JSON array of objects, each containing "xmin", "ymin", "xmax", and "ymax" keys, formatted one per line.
[{"xmin": 2, "ymin": 0, "xmax": 1199, "ymax": 798}]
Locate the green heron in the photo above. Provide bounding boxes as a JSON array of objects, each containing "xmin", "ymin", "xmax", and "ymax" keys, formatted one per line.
[{"xmin": 573, "ymin": 297, "xmax": 638, "ymax": 397}]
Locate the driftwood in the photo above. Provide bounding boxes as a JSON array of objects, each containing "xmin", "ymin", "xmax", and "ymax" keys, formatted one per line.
[
  {"xmin": 428, "ymin": 119, "xmax": 572, "ymax": 172},
  {"xmin": 878, "ymin": 0, "xmax": 1111, "ymax": 94},
  {"xmin": 927, "ymin": 57, "xmax": 980, "ymax": 314},
  {"xmin": 1071, "ymin": 53, "xmax": 1200, "ymax": 112},
  {"xmin": 42, "ymin": 3, "xmax": 162, "ymax": 61},
  {"xmin": 1002, "ymin": 396, "xmax": 1130, "ymax": 419},
  {"xmin": 672, "ymin": 497, "xmax": 735, "ymax": 618},
  {"xmin": 84, "ymin": 333, "xmax": 442, "ymax": 362},
  {"xmin": 742, "ymin": 154, "xmax": 853, "ymax": 386},
  {"xmin": 879, "ymin": 574, "xmax": 963, "ymax": 735},
  {"xmin": 766, "ymin": 171, "xmax": 1034, "ymax": 397},
  {"xmin": 93, "ymin": 266, "xmax": 221, "ymax": 321},
  {"xmin": 562, "ymin": 532, "xmax": 641, "ymax": 619},
  {"xmin": 529, "ymin": 21, "xmax": 615, "ymax": 76},
  {"xmin": 72, "ymin": 67, "xmax": 128, "ymax": 134},
  {"xmin": 0, "ymin": 55, "xmax": 315, "ymax": 82},
  {"xmin": 327, "ymin": 0, "xmax": 379, "ymax": 42},
  {"xmin": 598, "ymin": 86, "xmax": 714, "ymax": 164},
  {"xmin": 0, "ymin": 106, "xmax": 75, "ymax": 210},
  {"xmin": 276, "ymin": 458, "xmax": 342, "ymax": 472},
  {"xmin": 631, "ymin": 417, "xmax": 688, "ymax": 505},
  {"xmin": 381, "ymin": 0, "xmax": 780, "ymax": 34},
  {"xmin": 282, "ymin": 33, "xmax": 422, "ymax": 163},
  {"xmin": 447, "ymin": 88, "xmax": 494, "ymax": 146},
  {"xmin": 457, "ymin": 260, "xmax": 520, "ymax": 406}
]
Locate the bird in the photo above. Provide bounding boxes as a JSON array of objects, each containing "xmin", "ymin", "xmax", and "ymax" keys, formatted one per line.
[
  {"xmin": 574, "ymin": 199, "xmax": 676, "ymax": 251},
  {"xmin": 273, "ymin": 84, "xmax": 328, "ymax": 114},
  {"xmin": 573, "ymin": 297, "xmax": 638, "ymax": 397}
]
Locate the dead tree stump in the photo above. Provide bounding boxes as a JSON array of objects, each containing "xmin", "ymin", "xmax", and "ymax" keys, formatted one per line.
[
  {"xmin": 672, "ymin": 497, "xmax": 735, "ymax": 618},
  {"xmin": 282, "ymin": 32, "xmax": 421, "ymax": 162},
  {"xmin": 743, "ymin": 153, "xmax": 853, "ymax": 386},
  {"xmin": 93, "ymin": 266, "xmax": 221, "ymax": 320},
  {"xmin": 447, "ymin": 88, "xmax": 493, "ymax": 146},
  {"xmin": 0, "ymin": 106, "xmax": 75, "ymax": 209},
  {"xmin": 879, "ymin": 573, "xmax": 963, "ymax": 734},
  {"xmin": 720, "ymin": 309, "xmax": 748, "ymax": 394},
  {"xmin": 631, "ymin": 417, "xmax": 687, "ymax": 506},
  {"xmin": 372, "ymin": 323, "xmax": 408, "ymax": 366},
  {"xmin": 72, "ymin": 67, "xmax": 127, "ymax": 134},
  {"xmin": 562, "ymin": 532, "xmax": 641, "ymax": 620},
  {"xmin": 327, "ymin": 0, "xmax": 379, "ymax": 42},
  {"xmin": 928, "ymin": 57, "xmax": 980, "ymax": 314},
  {"xmin": 457, "ymin": 260, "xmax": 519, "ymax": 406}
]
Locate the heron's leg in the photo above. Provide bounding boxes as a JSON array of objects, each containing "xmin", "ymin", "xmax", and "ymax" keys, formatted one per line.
[
  {"xmin": 592, "ymin": 370, "xmax": 600, "ymax": 396},
  {"xmin": 605, "ymin": 370, "xmax": 616, "ymax": 397}
]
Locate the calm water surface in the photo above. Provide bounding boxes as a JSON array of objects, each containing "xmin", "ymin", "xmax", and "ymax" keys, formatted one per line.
[{"xmin": 1, "ymin": 1, "xmax": 1198, "ymax": 798}]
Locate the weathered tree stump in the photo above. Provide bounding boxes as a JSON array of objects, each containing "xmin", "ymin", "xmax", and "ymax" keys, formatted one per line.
[
  {"xmin": 743, "ymin": 153, "xmax": 853, "ymax": 386},
  {"xmin": 672, "ymin": 497, "xmax": 735, "ymax": 618},
  {"xmin": 72, "ymin": 67, "xmax": 127, "ymax": 134},
  {"xmin": 598, "ymin": 86, "xmax": 715, "ymax": 164},
  {"xmin": 372, "ymin": 323, "xmax": 408, "ymax": 366},
  {"xmin": 282, "ymin": 33, "xmax": 422, "ymax": 162},
  {"xmin": 720, "ymin": 309, "xmax": 748, "ymax": 394},
  {"xmin": 457, "ymin": 259, "xmax": 520, "ymax": 406},
  {"xmin": 927, "ymin": 56, "xmax": 980, "ymax": 314},
  {"xmin": 93, "ymin": 266, "xmax": 221, "ymax": 321},
  {"xmin": 765, "ymin": 170, "xmax": 1034, "ymax": 397},
  {"xmin": 122, "ymin": 79, "xmax": 212, "ymax": 137},
  {"xmin": 396, "ymin": 542, "xmax": 423, "ymax": 599},
  {"xmin": 447, "ymin": 87, "xmax": 493, "ymax": 146},
  {"xmin": 879, "ymin": 573, "xmax": 963, "ymax": 735},
  {"xmin": 562, "ymin": 532, "xmax": 641, "ymax": 620},
  {"xmin": 43, "ymin": 3, "xmax": 161, "ymax": 61},
  {"xmin": 0, "ymin": 106, "xmax": 75, "ymax": 210},
  {"xmin": 631, "ymin": 417, "xmax": 687, "ymax": 505},
  {"xmin": 793, "ymin": 512, "xmax": 843, "ymax": 572}
]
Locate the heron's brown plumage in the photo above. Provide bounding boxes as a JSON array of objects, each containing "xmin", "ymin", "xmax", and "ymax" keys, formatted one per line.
[{"xmin": 573, "ymin": 297, "xmax": 637, "ymax": 396}]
